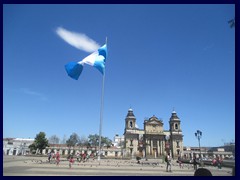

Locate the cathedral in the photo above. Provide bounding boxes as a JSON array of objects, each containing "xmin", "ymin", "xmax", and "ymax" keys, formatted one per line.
[{"xmin": 124, "ymin": 108, "xmax": 183, "ymax": 159}]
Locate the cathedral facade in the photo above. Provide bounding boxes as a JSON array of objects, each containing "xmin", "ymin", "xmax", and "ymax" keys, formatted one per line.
[{"xmin": 124, "ymin": 109, "xmax": 183, "ymax": 159}]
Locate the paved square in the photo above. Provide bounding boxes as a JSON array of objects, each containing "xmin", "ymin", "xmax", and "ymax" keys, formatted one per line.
[{"xmin": 3, "ymin": 156, "xmax": 233, "ymax": 176}]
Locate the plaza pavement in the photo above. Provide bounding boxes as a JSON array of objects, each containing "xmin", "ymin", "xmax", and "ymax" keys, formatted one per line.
[{"xmin": 3, "ymin": 155, "xmax": 233, "ymax": 176}]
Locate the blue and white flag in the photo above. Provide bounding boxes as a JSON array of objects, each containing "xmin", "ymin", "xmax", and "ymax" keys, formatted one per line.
[{"xmin": 65, "ymin": 44, "xmax": 107, "ymax": 80}]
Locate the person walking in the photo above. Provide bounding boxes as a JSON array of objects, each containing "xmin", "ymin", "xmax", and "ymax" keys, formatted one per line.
[
  {"xmin": 76, "ymin": 152, "xmax": 80, "ymax": 162},
  {"xmin": 166, "ymin": 153, "xmax": 172, "ymax": 172},
  {"xmin": 178, "ymin": 156, "xmax": 183, "ymax": 169},
  {"xmin": 217, "ymin": 156, "xmax": 222, "ymax": 169},
  {"xmin": 193, "ymin": 156, "xmax": 198, "ymax": 170},
  {"xmin": 69, "ymin": 156, "xmax": 74, "ymax": 168},
  {"xmin": 48, "ymin": 152, "xmax": 52, "ymax": 163},
  {"xmin": 56, "ymin": 151, "xmax": 60, "ymax": 166}
]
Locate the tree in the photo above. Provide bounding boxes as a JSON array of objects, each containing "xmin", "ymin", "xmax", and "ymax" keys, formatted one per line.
[
  {"xmin": 88, "ymin": 134, "xmax": 113, "ymax": 148},
  {"xmin": 101, "ymin": 136, "xmax": 113, "ymax": 148},
  {"xmin": 66, "ymin": 133, "xmax": 80, "ymax": 147},
  {"xmin": 29, "ymin": 132, "xmax": 49, "ymax": 154},
  {"xmin": 78, "ymin": 135, "xmax": 89, "ymax": 147},
  {"xmin": 61, "ymin": 134, "xmax": 67, "ymax": 144},
  {"xmin": 29, "ymin": 142, "xmax": 37, "ymax": 153},
  {"xmin": 48, "ymin": 135, "xmax": 60, "ymax": 144},
  {"xmin": 88, "ymin": 134, "xmax": 99, "ymax": 148}
]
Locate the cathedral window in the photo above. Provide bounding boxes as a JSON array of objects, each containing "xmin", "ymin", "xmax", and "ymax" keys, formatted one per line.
[
  {"xmin": 130, "ymin": 139, "xmax": 133, "ymax": 146},
  {"xmin": 177, "ymin": 149, "xmax": 180, "ymax": 155},
  {"xmin": 175, "ymin": 123, "xmax": 178, "ymax": 130},
  {"xmin": 176, "ymin": 141, "xmax": 180, "ymax": 148},
  {"xmin": 130, "ymin": 121, "xmax": 133, "ymax": 128}
]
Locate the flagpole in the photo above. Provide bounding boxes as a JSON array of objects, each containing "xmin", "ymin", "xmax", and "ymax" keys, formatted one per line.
[{"xmin": 98, "ymin": 37, "xmax": 107, "ymax": 162}]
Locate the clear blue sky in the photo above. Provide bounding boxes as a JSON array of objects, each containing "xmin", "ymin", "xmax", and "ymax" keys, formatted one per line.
[{"xmin": 3, "ymin": 4, "xmax": 235, "ymax": 147}]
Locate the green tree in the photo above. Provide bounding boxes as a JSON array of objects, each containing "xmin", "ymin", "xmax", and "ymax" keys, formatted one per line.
[
  {"xmin": 88, "ymin": 134, "xmax": 99, "ymax": 148},
  {"xmin": 88, "ymin": 134, "xmax": 112, "ymax": 148},
  {"xmin": 101, "ymin": 136, "xmax": 113, "ymax": 148},
  {"xmin": 66, "ymin": 133, "xmax": 80, "ymax": 147},
  {"xmin": 29, "ymin": 132, "xmax": 49, "ymax": 154},
  {"xmin": 29, "ymin": 142, "xmax": 37, "ymax": 153}
]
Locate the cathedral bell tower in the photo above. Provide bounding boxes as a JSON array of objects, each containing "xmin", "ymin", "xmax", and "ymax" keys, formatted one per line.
[
  {"xmin": 169, "ymin": 110, "xmax": 181, "ymax": 132},
  {"xmin": 125, "ymin": 108, "xmax": 136, "ymax": 131},
  {"xmin": 169, "ymin": 110, "xmax": 183, "ymax": 158},
  {"xmin": 123, "ymin": 108, "xmax": 139, "ymax": 157}
]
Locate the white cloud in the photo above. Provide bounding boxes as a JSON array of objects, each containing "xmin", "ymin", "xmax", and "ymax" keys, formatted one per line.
[
  {"xmin": 20, "ymin": 88, "xmax": 47, "ymax": 101},
  {"xmin": 203, "ymin": 43, "xmax": 214, "ymax": 51},
  {"xmin": 56, "ymin": 27, "xmax": 100, "ymax": 53}
]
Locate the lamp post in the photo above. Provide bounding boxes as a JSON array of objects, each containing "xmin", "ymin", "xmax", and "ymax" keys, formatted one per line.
[
  {"xmin": 165, "ymin": 135, "xmax": 170, "ymax": 156},
  {"xmin": 195, "ymin": 130, "xmax": 202, "ymax": 160}
]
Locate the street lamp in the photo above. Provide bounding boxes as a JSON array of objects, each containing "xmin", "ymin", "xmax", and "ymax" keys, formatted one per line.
[
  {"xmin": 165, "ymin": 135, "xmax": 171, "ymax": 157},
  {"xmin": 195, "ymin": 130, "xmax": 202, "ymax": 160}
]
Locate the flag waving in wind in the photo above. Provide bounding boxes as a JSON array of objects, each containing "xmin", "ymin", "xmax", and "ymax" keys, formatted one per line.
[
  {"xmin": 56, "ymin": 27, "xmax": 107, "ymax": 80},
  {"xmin": 65, "ymin": 44, "xmax": 107, "ymax": 80},
  {"xmin": 57, "ymin": 27, "xmax": 108, "ymax": 161}
]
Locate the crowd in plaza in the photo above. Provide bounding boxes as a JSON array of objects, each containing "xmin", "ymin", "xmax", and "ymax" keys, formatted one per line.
[
  {"xmin": 45, "ymin": 150, "xmax": 231, "ymax": 176},
  {"xmin": 3, "ymin": 153, "xmax": 234, "ymax": 176},
  {"xmin": 48, "ymin": 151, "xmax": 96, "ymax": 168}
]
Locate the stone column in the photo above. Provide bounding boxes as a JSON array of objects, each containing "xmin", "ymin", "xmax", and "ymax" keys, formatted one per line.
[
  {"xmin": 59, "ymin": 149, "xmax": 62, "ymax": 155},
  {"xmin": 150, "ymin": 140, "xmax": 153, "ymax": 155},
  {"xmin": 147, "ymin": 140, "xmax": 150, "ymax": 155},
  {"xmin": 16, "ymin": 149, "xmax": 19, "ymax": 156},
  {"xmin": 162, "ymin": 141, "xmax": 165, "ymax": 155}
]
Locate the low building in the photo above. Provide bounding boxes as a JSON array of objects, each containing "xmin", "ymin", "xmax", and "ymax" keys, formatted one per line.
[
  {"xmin": 3, "ymin": 138, "xmax": 34, "ymax": 155},
  {"xmin": 43, "ymin": 144, "xmax": 122, "ymax": 158},
  {"xmin": 182, "ymin": 146, "xmax": 210, "ymax": 159},
  {"xmin": 182, "ymin": 146, "xmax": 233, "ymax": 159},
  {"xmin": 207, "ymin": 146, "xmax": 234, "ymax": 159}
]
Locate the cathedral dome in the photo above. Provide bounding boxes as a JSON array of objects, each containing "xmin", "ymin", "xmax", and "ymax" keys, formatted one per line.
[
  {"xmin": 170, "ymin": 110, "xmax": 180, "ymax": 121},
  {"xmin": 126, "ymin": 108, "xmax": 135, "ymax": 117}
]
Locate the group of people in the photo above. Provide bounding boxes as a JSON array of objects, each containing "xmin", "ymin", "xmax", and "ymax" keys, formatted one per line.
[
  {"xmin": 68, "ymin": 152, "xmax": 90, "ymax": 168},
  {"xmin": 76, "ymin": 152, "xmax": 91, "ymax": 163},
  {"xmin": 46, "ymin": 151, "xmax": 222, "ymax": 173},
  {"xmin": 47, "ymin": 151, "xmax": 94, "ymax": 168},
  {"xmin": 165, "ymin": 153, "xmax": 184, "ymax": 172},
  {"xmin": 165, "ymin": 154, "xmax": 214, "ymax": 176},
  {"xmin": 165, "ymin": 154, "xmax": 200, "ymax": 172},
  {"xmin": 47, "ymin": 151, "xmax": 60, "ymax": 165},
  {"xmin": 212, "ymin": 156, "xmax": 223, "ymax": 169}
]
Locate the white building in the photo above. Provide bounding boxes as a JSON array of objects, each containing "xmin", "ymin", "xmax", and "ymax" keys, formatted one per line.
[
  {"xmin": 113, "ymin": 134, "xmax": 124, "ymax": 148},
  {"xmin": 3, "ymin": 138, "xmax": 34, "ymax": 155}
]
